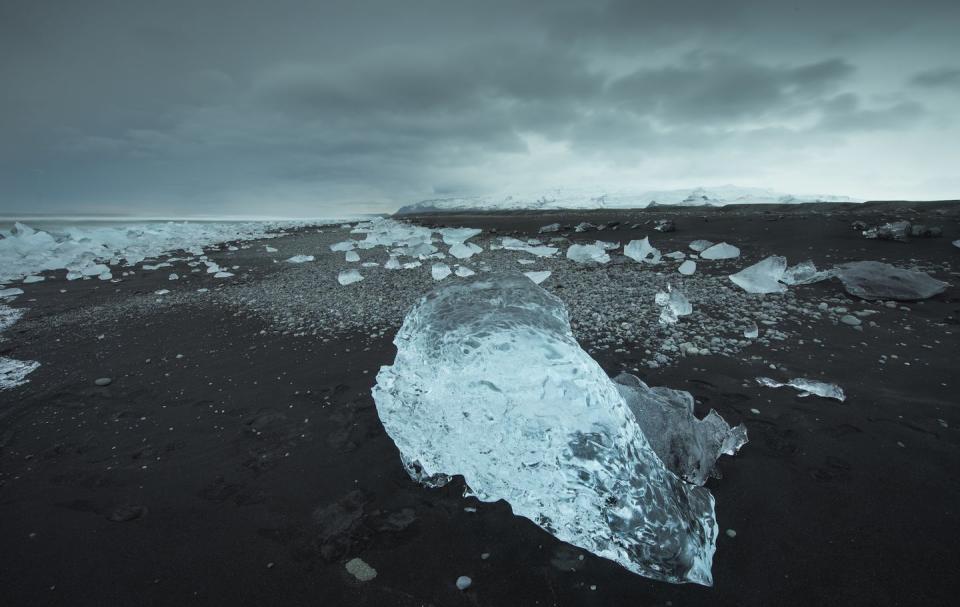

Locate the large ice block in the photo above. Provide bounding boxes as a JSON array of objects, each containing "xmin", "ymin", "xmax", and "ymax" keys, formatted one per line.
[{"xmin": 373, "ymin": 275, "xmax": 746, "ymax": 585}]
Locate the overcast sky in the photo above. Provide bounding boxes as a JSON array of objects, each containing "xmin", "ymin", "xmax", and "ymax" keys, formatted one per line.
[{"xmin": 2, "ymin": 0, "xmax": 958, "ymax": 216}]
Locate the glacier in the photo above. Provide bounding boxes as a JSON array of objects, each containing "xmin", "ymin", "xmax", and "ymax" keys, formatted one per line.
[{"xmin": 373, "ymin": 275, "xmax": 746, "ymax": 585}]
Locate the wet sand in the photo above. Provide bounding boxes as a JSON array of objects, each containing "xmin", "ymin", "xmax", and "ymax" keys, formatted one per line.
[{"xmin": 1, "ymin": 201, "xmax": 959, "ymax": 606}]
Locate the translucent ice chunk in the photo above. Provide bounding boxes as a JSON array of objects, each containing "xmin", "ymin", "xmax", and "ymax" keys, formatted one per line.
[
  {"xmin": 374, "ymin": 275, "xmax": 740, "ymax": 585},
  {"xmin": 781, "ymin": 260, "xmax": 828, "ymax": 285},
  {"xmin": 440, "ymin": 227, "xmax": 482, "ymax": 245},
  {"xmin": 524, "ymin": 270, "xmax": 551, "ymax": 284},
  {"xmin": 566, "ymin": 243, "xmax": 610, "ymax": 264},
  {"xmin": 337, "ymin": 269, "xmax": 363, "ymax": 285},
  {"xmin": 384, "ymin": 256, "xmax": 401, "ymax": 270},
  {"xmin": 0, "ymin": 357, "xmax": 40, "ymax": 390},
  {"xmin": 655, "ymin": 286, "xmax": 692, "ymax": 324},
  {"xmin": 832, "ymin": 261, "xmax": 947, "ymax": 301},
  {"xmin": 743, "ymin": 321, "xmax": 759, "ymax": 339},
  {"xmin": 729, "ymin": 256, "xmax": 788, "ymax": 294},
  {"xmin": 689, "ymin": 240, "xmax": 713, "ymax": 252},
  {"xmin": 286, "ymin": 255, "xmax": 314, "ymax": 263},
  {"xmin": 678, "ymin": 260, "xmax": 696, "ymax": 275},
  {"xmin": 614, "ymin": 374, "xmax": 747, "ymax": 485},
  {"xmin": 23, "ymin": 275, "xmax": 45, "ymax": 284},
  {"xmin": 756, "ymin": 377, "xmax": 845, "ymax": 401},
  {"xmin": 330, "ymin": 241, "xmax": 357, "ymax": 252},
  {"xmin": 539, "ymin": 223, "xmax": 561, "ymax": 234},
  {"xmin": 502, "ymin": 237, "xmax": 558, "ymax": 257},
  {"xmin": 431, "ymin": 263, "xmax": 452, "ymax": 280},
  {"xmin": 345, "ymin": 251, "xmax": 360, "ymax": 262},
  {"xmin": 699, "ymin": 243, "xmax": 740, "ymax": 260},
  {"xmin": 0, "ymin": 288, "xmax": 25, "ymax": 299},
  {"xmin": 449, "ymin": 242, "xmax": 483, "ymax": 260},
  {"xmin": 624, "ymin": 238, "xmax": 661, "ymax": 264},
  {"xmin": 455, "ymin": 266, "xmax": 476, "ymax": 277}
]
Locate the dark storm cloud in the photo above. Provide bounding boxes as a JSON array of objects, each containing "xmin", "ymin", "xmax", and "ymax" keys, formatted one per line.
[
  {"xmin": 0, "ymin": 0, "xmax": 957, "ymax": 214},
  {"xmin": 911, "ymin": 67, "xmax": 960, "ymax": 89},
  {"xmin": 607, "ymin": 55, "xmax": 855, "ymax": 125}
]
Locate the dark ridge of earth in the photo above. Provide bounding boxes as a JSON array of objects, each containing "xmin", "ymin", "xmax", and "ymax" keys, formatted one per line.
[{"xmin": 1, "ymin": 202, "xmax": 959, "ymax": 606}]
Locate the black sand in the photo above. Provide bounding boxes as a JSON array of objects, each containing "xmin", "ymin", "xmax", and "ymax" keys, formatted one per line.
[{"xmin": 1, "ymin": 202, "xmax": 959, "ymax": 606}]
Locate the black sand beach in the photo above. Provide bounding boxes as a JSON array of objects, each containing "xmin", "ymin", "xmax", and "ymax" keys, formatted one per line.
[{"xmin": 2, "ymin": 202, "xmax": 959, "ymax": 606}]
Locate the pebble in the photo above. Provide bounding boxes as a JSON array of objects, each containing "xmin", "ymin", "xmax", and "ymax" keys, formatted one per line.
[
  {"xmin": 456, "ymin": 575, "xmax": 472, "ymax": 591},
  {"xmin": 344, "ymin": 557, "xmax": 377, "ymax": 582},
  {"xmin": 94, "ymin": 377, "xmax": 112, "ymax": 386}
]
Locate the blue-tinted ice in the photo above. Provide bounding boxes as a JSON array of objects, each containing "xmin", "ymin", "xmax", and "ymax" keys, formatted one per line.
[{"xmin": 373, "ymin": 275, "xmax": 746, "ymax": 585}]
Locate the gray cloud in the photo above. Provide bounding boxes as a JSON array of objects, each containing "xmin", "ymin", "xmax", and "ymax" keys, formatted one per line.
[
  {"xmin": 0, "ymin": 0, "xmax": 957, "ymax": 214},
  {"xmin": 911, "ymin": 67, "xmax": 960, "ymax": 89}
]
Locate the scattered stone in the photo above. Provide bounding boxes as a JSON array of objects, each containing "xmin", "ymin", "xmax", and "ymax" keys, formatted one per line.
[{"xmin": 345, "ymin": 557, "xmax": 377, "ymax": 582}]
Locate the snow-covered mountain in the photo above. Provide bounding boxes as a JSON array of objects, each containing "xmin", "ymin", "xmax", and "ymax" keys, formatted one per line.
[{"xmin": 394, "ymin": 186, "xmax": 860, "ymax": 215}]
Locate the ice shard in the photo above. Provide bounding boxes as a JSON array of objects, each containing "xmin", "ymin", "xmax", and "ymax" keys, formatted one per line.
[
  {"xmin": 689, "ymin": 240, "xmax": 713, "ymax": 252},
  {"xmin": 756, "ymin": 377, "xmax": 845, "ymax": 401},
  {"xmin": 781, "ymin": 260, "xmax": 828, "ymax": 285},
  {"xmin": 449, "ymin": 242, "xmax": 483, "ymax": 260},
  {"xmin": 678, "ymin": 260, "xmax": 696, "ymax": 276},
  {"xmin": 729, "ymin": 256, "xmax": 788, "ymax": 294},
  {"xmin": 624, "ymin": 237, "xmax": 661, "ymax": 264},
  {"xmin": 373, "ymin": 275, "xmax": 745, "ymax": 585},
  {"xmin": 832, "ymin": 261, "xmax": 947, "ymax": 301},
  {"xmin": 337, "ymin": 269, "xmax": 363, "ymax": 285},
  {"xmin": 655, "ymin": 286, "xmax": 692, "ymax": 324},
  {"xmin": 566, "ymin": 242, "xmax": 610, "ymax": 264},
  {"xmin": 614, "ymin": 374, "xmax": 747, "ymax": 485},
  {"xmin": 431, "ymin": 263, "xmax": 452, "ymax": 280},
  {"xmin": 699, "ymin": 242, "xmax": 740, "ymax": 260}
]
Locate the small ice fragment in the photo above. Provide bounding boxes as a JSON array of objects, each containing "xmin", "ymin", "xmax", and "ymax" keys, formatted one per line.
[
  {"xmin": 402, "ymin": 261, "xmax": 422, "ymax": 269},
  {"xmin": 286, "ymin": 255, "xmax": 315, "ymax": 263},
  {"xmin": 539, "ymin": 223, "xmax": 561, "ymax": 234},
  {"xmin": 655, "ymin": 286, "xmax": 692, "ymax": 324},
  {"xmin": 330, "ymin": 241, "xmax": 356, "ymax": 252},
  {"xmin": 384, "ymin": 256, "xmax": 401, "ymax": 270},
  {"xmin": 678, "ymin": 260, "xmax": 696, "ymax": 275},
  {"xmin": 954, "ymin": 239, "xmax": 960, "ymax": 248},
  {"xmin": 264, "ymin": 245, "xmax": 277, "ymax": 253},
  {"xmin": 524, "ymin": 271, "xmax": 551, "ymax": 284},
  {"xmin": 431, "ymin": 263, "xmax": 452, "ymax": 280},
  {"xmin": 743, "ymin": 321, "xmax": 759, "ymax": 339},
  {"xmin": 0, "ymin": 288, "xmax": 25, "ymax": 298},
  {"xmin": 729, "ymin": 256, "xmax": 787, "ymax": 294},
  {"xmin": 168, "ymin": 273, "xmax": 179, "ymax": 281},
  {"xmin": 574, "ymin": 222, "xmax": 594, "ymax": 232},
  {"xmin": 699, "ymin": 243, "xmax": 740, "ymax": 260},
  {"xmin": 155, "ymin": 289, "xmax": 170, "ymax": 295},
  {"xmin": 455, "ymin": 266, "xmax": 476, "ymax": 277},
  {"xmin": 344, "ymin": 558, "xmax": 377, "ymax": 582},
  {"xmin": 566, "ymin": 243, "xmax": 610, "ymax": 264},
  {"xmin": 449, "ymin": 242, "xmax": 482, "ymax": 259},
  {"xmin": 624, "ymin": 238, "xmax": 661, "ymax": 264},
  {"xmin": 23, "ymin": 275, "xmax": 45, "ymax": 284},
  {"xmin": 689, "ymin": 240, "xmax": 714, "ymax": 252},
  {"xmin": 456, "ymin": 576, "xmax": 472, "ymax": 591},
  {"xmin": 756, "ymin": 377, "xmax": 846, "ymax": 401},
  {"xmin": 665, "ymin": 251, "xmax": 686, "ymax": 260},
  {"xmin": 213, "ymin": 271, "xmax": 234, "ymax": 278},
  {"xmin": 440, "ymin": 227, "xmax": 482, "ymax": 245},
  {"xmin": 345, "ymin": 250, "xmax": 360, "ymax": 262},
  {"xmin": 782, "ymin": 260, "xmax": 827, "ymax": 285},
  {"xmin": 516, "ymin": 259, "xmax": 536, "ymax": 265},
  {"xmin": 0, "ymin": 357, "xmax": 41, "ymax": 390},
  {"xmin": 338, "ymin": 269, "xmax": 363, "ymax": 285},
  {"xmin": 725, "ymin": 529, "xmax": 737, "ymax": 538}
]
